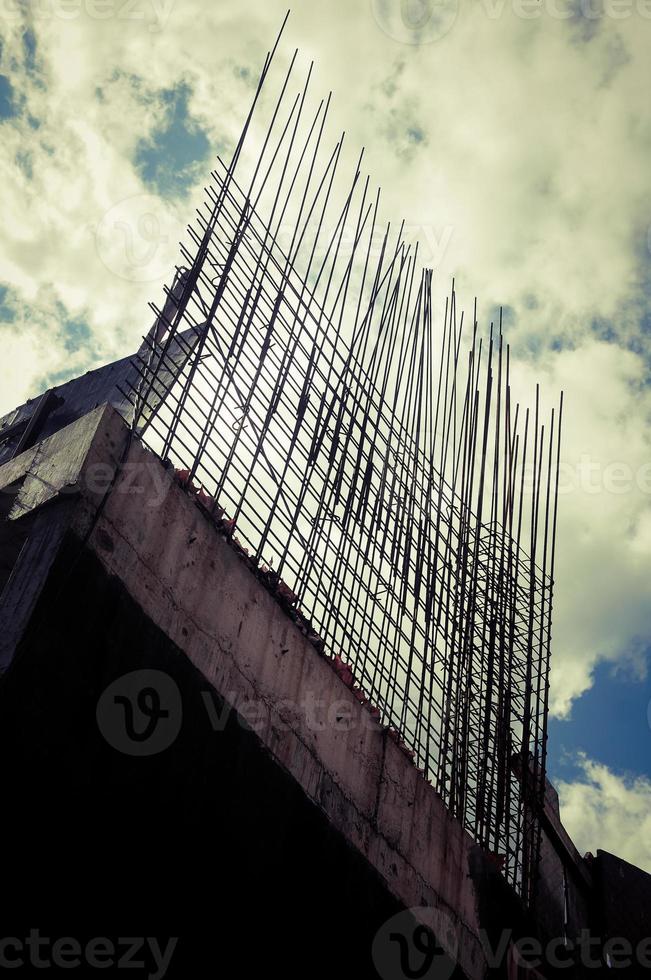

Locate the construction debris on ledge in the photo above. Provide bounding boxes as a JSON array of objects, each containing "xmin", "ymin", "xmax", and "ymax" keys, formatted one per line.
[{"xmin": 172, "ymin": 466, "xmax": 428, "ymax": 782}]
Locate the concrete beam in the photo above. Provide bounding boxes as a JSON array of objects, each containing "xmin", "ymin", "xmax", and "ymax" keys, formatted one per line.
[{"xmin": 2, "ymin": 405, "xmax": 488, "ymax": 978}]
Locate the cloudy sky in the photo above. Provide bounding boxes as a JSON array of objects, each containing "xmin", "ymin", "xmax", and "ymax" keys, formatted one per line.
[{"xmin": 1, "ymin": 0, "xmax": 650, "ymax": 871}]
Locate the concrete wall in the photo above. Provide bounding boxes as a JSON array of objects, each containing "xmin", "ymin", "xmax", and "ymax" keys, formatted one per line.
[
  {"xmin": 534, "ymin": 778, "xmax": 592, "ymax": 950},
  {"xmin": 87, "ymin": 408, "xmax": 487, "ymax": 980},
  {"xmin": 5, "ymin": 405, "xmax": 644, "ymax": 978},
  {"xmin": 0, "ymin": 405, "xmax": 123, "ymax": 670},
  {"xmin": 592, "ymin": 850, "xmax": 651, "ymax": 976},
  {"xmin": 1, "ymin": 528, "xmax": 412, "ymax": 977},
  {"xmin": 0, "ymin": 404, "xmax": 487, "ymax": 979}
]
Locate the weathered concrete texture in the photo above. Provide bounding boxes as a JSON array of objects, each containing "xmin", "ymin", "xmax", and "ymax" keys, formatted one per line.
[
  {"xmin": 0, "ymin": 535, "xmax": 410, "ymax": 978},
  {"xmin": 535, "ymin": 777, "xmax": 592, "ymax": 950},
  {"xmin": 0, "ymin": 402, "xmax": 124, "ymax": 519},
  {"xmin": 73, "ymin": 407, "xmax": 486, "ymax": 980},
  {"xmin": 0, "ymin": 406, "xmax": 126, "ymax": 670},
  {"xmin": 5, "ymin": 402, "xmax": 651, "ymax": 978},
  {"xmin": 592, "ymin": 850, "xmax": 651, "ymax": 977},
  {"xmin": 0, "ymin": 404, "xmax": 487, "ymax": 979},
  {"xmin": 0, "ymin": 316, "xmax": 204, "ymax": 465}
]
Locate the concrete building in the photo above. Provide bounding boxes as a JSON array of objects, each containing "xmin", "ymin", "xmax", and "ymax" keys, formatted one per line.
[{"xmin": 1, "ymin": 376, "xmax": 650, "ymax": 978}]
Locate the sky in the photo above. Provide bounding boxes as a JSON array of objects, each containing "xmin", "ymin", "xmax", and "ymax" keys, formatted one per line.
[{"xmin": 1, "ymin": 0, "xmax": 650, "ymax": 872}]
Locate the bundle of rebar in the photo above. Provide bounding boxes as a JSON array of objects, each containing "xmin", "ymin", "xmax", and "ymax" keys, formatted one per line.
[{"xmin": 121, "ymin": 18, "xmax": 563, "ymax": 904}]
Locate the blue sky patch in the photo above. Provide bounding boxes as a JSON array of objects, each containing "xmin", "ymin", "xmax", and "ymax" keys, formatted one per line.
[
  {"xmin": 16, "ymin": 150, "xmax": 32, "ymax": 179},
  {"xmin": 23, "ymin": 28, "xmax": 37, "ymax": 72},
  {"xmin": 565, "ymin": 0, "xmax": 603, "ymax": 44},
  {"xmin": 548, "ymin": 657, "xmax": 651, "ymax": 784},
  {"xmin": 36, "ymin": 316, "xmax": 97, "ymax": 390},
  {"xmin": 134, "ymin": 82, "xmax": 211, "ymax": 198},
  {"xmin": 0, "ymin": 284, "xmax": 13, "ymax": 322},
  {"xmin": 39, "ymin": 365, "xmax": 83, "ymax": 389},
  {"xmin": 496, "ymin": 304, "xmax": 516, "ymax": 329},
  {"xmin": 233, "ymin": 64, "xmax": 253, "ymax": 85},
  {"xmin": 62, "ymin": 316, "xmax": 92, "ymax": 354},
  {"xmin": 407, "ymin": 125, "xmax": 425, "ymax": 146},
  {"xmin": 0, "ymin": 75, "xmax": 16, "ymax": 121},
  {"xmin": 591, "ymin": 315, "xmax": 617, "ymax": 344},
  {"xmin": 522, "ymin": 293, "xmax": 539, "ymax": 311}
]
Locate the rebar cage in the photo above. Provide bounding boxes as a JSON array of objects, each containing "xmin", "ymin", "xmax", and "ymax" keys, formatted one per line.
[{"xmin": 122, "ymin": 24, "xmax": 562, "ymax": 905}]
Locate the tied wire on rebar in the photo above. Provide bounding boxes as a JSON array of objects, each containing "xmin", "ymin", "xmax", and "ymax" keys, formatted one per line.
[{"xmin": 120, "ymin": 19, "xmax": 563, "ymax": 906}]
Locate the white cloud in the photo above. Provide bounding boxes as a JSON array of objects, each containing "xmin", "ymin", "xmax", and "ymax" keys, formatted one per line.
[
  {"xmin": 0, "ymin": 0, "xmax": 651, "ymax": 720},
  {"xmin": 511, "ymin": 340, "xmax": 651, "ymax": 715},
  {"xmin": 557, "ymin": 753, "xmax": 651, "ymax": 873}
]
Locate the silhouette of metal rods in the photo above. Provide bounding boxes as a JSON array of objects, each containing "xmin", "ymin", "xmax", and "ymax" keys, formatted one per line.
[{"xmin": 123, "ymin": 21, "xmax": 563, "ymax": 905}]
